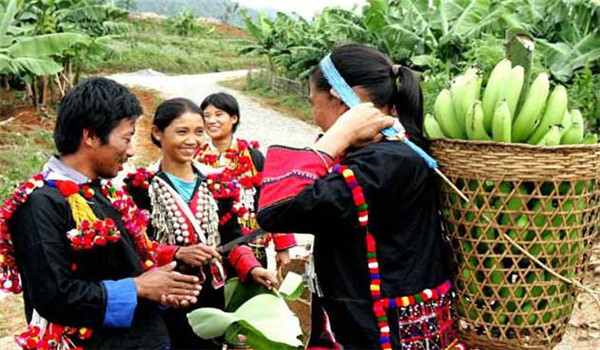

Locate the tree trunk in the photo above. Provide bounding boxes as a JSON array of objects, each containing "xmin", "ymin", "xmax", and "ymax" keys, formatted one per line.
[{"xmin": 30, "ymin": 78, "xmax": 38, "ymax": 108}]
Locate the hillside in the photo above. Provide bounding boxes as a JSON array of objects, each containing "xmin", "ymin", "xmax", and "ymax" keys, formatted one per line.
[{"xmin": 132, "ymin": 0, "xmax": 277, "ymax": 26}]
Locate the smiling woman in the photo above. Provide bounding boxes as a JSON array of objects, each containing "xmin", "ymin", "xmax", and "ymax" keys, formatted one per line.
[{"xmin": 124, "ymin": 97, "xmax": 277, "ymax": 350}]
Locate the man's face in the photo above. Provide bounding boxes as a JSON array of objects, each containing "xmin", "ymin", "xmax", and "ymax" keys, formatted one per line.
[{"xmin": 89, "ymin": 118, "xmax": 135, "ymax": 179}]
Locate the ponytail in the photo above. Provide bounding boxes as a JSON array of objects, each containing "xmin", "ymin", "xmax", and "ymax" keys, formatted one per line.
[{"xmin": 394, "ymin": 66, "xmax": 427, "ymax": 149}]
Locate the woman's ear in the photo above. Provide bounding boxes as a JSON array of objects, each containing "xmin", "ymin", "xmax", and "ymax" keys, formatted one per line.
[
  {"xmin": 232, "ymin": 114, "xmax": 239, "ymax": 125},
  {"xmin": 329, "ymin": 88, "xmax": 341, "ymax": 102},
  {"xmin": 151, "ymin": 125, "xmax": 162, "ymax": 144}
]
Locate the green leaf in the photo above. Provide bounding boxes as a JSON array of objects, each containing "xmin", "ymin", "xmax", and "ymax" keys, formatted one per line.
[
  {"xmin": 0, "ymin": 0, "xmax": 17, "ymax": 45},
  {"xmin": 8, "ymin": 32, "xmax": 89, "ymax": 57},
  {"xmin": 225, "ymin": 277, "xmax": 277, "ymax": 312},
  {"xmin": 231, "ymin": 294, "xmax": 303, "ymax": 348},
  {"xmin": 410, "ymin": 54, "xmax": 442, "ymax": 69},
  {"xmin": 278, "ymin": 272, "xmax": 305, "ymax": 301},
  {"xmin": 538, "ymin": 29, "xmax": 600, "ymax": 82},
  {"xmin": 188, "ymin": 294, "xmax": 303, "ymax": 349},
  {"xmin": 187, "ymin": 307, "xmax": 240, "ymax": 339},
  {"xmin": 0, "ymin": 54, "xmax": 62, "ymax": 76}
]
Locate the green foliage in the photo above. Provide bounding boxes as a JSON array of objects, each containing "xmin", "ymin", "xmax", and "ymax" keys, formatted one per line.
[
  {"xmin": 188, "ymin": 278, "xmax": 303, "ymax": 350},
  {"xmin": 0, "ymin": 128, "xmax": 54, "ymax": 200},
  {"xmin": 94, "ymin": 19, "xmax": 263, "ymax": 74},
  {"xmin": 168, "ymin": 10, "xmax": 200, "ymax": 36},
  {"xmin": 241, "ymin": 0, "xmax": 600, "ymax": 131}
]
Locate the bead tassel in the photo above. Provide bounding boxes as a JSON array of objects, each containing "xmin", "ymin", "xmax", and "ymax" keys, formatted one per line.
[{"xmin": 333, "ymin": 164, "xmax": 391, "ymax": 350}]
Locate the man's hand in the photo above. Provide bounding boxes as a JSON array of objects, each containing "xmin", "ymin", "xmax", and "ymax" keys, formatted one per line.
[
  {"xmin": 175, "ymin": 244, "xmax": 221, "ymax": 266},
  {"xmin": 275, "ymin": 250, "xmax": 291, "ymax": 270},
  {"xmin": 134, "ymin": 261, "xmax": 201, "ymax": 304},
  {"xmin": 250, "ymin": 267, "xmax": 279, "ymax": 290}
]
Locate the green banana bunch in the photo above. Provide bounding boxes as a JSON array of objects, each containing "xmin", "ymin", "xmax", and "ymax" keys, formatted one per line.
[
  {"xmin": 465, "ymin": 100, "xmax": 491, "ymax": 141},
  {"xmin": 427, "ymin": 58, "xmax": 594, "ymax": 146},
  {"xmin": 492, "ymin": 100, "xmax": 511, "ymax": 143},
  {"xmin": 512, "ymin": 73, "xmax": 550, "ymax": 142},
  {"xmin": 527, "ymin": 85, "xmax": 568, "ymax": 145},
  {"xmin": 482, "ymin": 59, "xmax": 512, "ymax": 133},
  {"xmin": 424, "ymin": 113, "xmax": 445, "ymax": 139},
  {"xmin": 561, "ymin": 109, "xmax": 584, "ymax": 144},
  {"xmin": 434, "ymin": 89, "xmax": 466, "ymax": 139}
]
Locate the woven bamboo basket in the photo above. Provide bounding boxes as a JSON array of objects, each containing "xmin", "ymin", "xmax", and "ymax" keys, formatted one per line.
[{"xmin": 430, "ymin": 139, "xmax": 600, "ymax": 350}]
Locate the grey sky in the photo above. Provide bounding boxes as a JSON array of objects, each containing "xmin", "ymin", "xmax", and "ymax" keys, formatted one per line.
[{"xmin": 236, "ymin": 0, "xmax": 367, "ymax": 18}]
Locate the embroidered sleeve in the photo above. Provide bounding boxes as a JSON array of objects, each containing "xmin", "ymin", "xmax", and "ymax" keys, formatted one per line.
[
  {"xmin": 272, "ymin": 234, "xmax": 296, "ymax": 251},
  {"xmin": 155, "ymin": 244, "xmax": 178, "ymax": 266},
  {"xmin": 258, "ymin": 146, "xmax": 333, "ymax": 210},
  {"xmin": 228, "ymin": 245, "xmax": 261, "ymax": 282}
]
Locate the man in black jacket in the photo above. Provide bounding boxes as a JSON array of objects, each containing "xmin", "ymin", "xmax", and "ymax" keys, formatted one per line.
[{"xmin": 9, "ymin": 77, "xmax": 207, "ymax": 349}]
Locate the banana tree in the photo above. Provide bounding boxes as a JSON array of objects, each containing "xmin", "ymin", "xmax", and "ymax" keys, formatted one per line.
[{"xmin": 0, "ymin": 0, "xmax": 89, "ymax": 106}]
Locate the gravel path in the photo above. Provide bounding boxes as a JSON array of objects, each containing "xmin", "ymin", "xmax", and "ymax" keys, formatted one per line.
[{"xmin": 107, "ymin": 69, "xmax": 320, "ymax": 150}]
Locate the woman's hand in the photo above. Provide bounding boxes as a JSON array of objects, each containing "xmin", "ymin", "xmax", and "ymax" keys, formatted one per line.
[
  {"xmin": 250, "ymin": 267, "xmax": 279, "ymax": 290},
  {"xmin": 315, "ymin": 103, "xmax": 396, "ymax": 158},
  {"xmin": 275, "ymin": 250, "xmax": 291, "ymax": 270},
  {"xmin": 175, "ymin": 244, "xmax": 221, "ymax": 266}
]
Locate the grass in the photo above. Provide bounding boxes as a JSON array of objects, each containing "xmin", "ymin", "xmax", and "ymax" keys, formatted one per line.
[
  {"xmin": 0, "ymin": 117, "xmax": 55, "ymax": 200},
  {"xmin": 219, "ymin": 72, "xmax": 314, "ymax": 124},
  {"xmin": 94, "ymin": 19, "xmax": 266, "ymax": 75}
]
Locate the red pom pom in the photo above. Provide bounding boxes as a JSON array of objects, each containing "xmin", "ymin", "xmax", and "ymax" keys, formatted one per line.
[{"xmin": 57, "ymin": 181, "xmax": 80, "ymax": 196}]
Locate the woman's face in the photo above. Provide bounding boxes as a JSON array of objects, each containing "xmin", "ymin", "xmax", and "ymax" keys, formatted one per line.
[
  {"xmin": 202, "ymin": 104, "xmax": 238, "ymax": 142},
  {"xmin": 309, "ymin": 81, "xmax": 346, "ymax": 132},
  {"xmin": 152, "ymin": 111, "xmax": 206, "ymax": 164}
]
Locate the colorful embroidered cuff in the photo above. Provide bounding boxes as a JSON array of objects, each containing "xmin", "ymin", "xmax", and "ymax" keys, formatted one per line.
[
  {"xmin": 229, "ymin": 245, "xmax": 261, "ymax": 282},
  {"xmin": 102, "ymin": 278, "xmax": 137, "ymax": 328},
  {"xmin": 259, "ymin": 146, "xmax": 334, "ymax": 210},
  {"xmin": 156, "ymin": 244, "xmax": 178, "ymax": 266},
  {"xmin": 273, "ymin": 233, "xmax": 297, "ymax": 251}
]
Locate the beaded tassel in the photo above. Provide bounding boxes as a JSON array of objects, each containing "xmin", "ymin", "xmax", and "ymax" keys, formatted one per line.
[{"xmin": 333, "ymin": 164, "xmax": 391, "ymax": 350}]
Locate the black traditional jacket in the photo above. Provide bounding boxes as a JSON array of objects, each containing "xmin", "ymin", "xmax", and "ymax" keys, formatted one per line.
[
  {"xmin": 257, "ymin": 141, "xmax": 448, "ymax": 349},
  {"xmin": 11, "ymin": 178, "xmax": 170, "ymax": 350}
]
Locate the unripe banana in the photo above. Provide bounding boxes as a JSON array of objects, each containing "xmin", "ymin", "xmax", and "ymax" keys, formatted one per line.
[
  {"xmin": 434, "ymin": 89, "xmax": 465, "ymax": 139},
  {"xmin": 538, "ymin": 125, "xmax": 561, "ymax": 146},
  {"xmin": 466, "ymin": 100, "xmax": 491, "ymax": 141},
  {"xmin": 424, "ymin": 113, "xmax": 445, "ymax": 139},
  {"xmin": 498, "ymin": 65, "xmax": 524, "ymax": 119},
  {"xmin": 512, "ymin": 73, "xmax": 550, "ymax": 142},
  {"xmin": 492, "ymin": 100, "xmax": 511, "ymax": 143},
  {"xmin": 527, "ymin": 85, "xmax": 568, "ymax": 145},
  {"xmin": 452, "ymin": 68, "xmax": 482, "ymax": 138},
  {"xmin": 583, "ymin": 133, "xmax": 598, "ymax": 144},
  {"xmin": 483, "ymin": 59, "xmax": 512, "ymax": 133},
  {"xmin": 559, "ymin": 109, "xmax": 572, "ymax": 137},
  {"xmin": 561, "ymin": 109, "xmax": 584, "ymax": 144}
]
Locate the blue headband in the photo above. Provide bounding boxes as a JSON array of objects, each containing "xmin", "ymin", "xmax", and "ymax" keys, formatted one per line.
[{"xmin": 318, "ymin": 54, "xmax": 438, "ymax": 169}]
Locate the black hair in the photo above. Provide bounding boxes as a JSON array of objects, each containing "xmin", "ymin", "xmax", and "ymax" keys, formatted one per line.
[
  {"xmin": 200, "ymin": 92, "xmax": 240, "ymax": 133},
  {"xmin": 151, "ymin": 98, "xmax": 203, "ymax": 147},
  {"xmin": 310, "ymin": 43, "xmax": 426, "ymax": 148},
  {"xmin": 54, "ymin": 77, "xmax": 143, "ymax": 155}
]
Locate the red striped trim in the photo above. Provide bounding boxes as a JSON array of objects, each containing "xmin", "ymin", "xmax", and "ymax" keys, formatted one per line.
[{"xmin": 259, "ymin": 147, "xmax": 333, "ymax": 210}]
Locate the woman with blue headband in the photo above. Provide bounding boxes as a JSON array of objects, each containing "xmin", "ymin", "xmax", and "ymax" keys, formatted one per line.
[{"xmin": 257, "ymin": 43, "xmax": 462, "ymax": 350}]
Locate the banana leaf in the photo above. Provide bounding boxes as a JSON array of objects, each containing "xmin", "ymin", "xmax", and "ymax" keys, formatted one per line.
[
  {"xmin": 188, "ymin": 284, "xmax": 303, "ymax": 350},
  {"xmin": 0, "ymin": 54, "xmax": 62, "ymax": 75},
  {"xmin": 8, "ymin": 32, "xmax": 89, "ymax": 57},
  {"xmin": 0, "ymin": 0, "xmax": 17, "ymax": 45}
]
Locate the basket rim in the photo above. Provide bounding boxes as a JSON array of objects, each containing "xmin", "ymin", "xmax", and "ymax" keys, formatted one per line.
[{"xmin": 430, "ymin": 138, "xmax": 600, "ymax": 150}]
